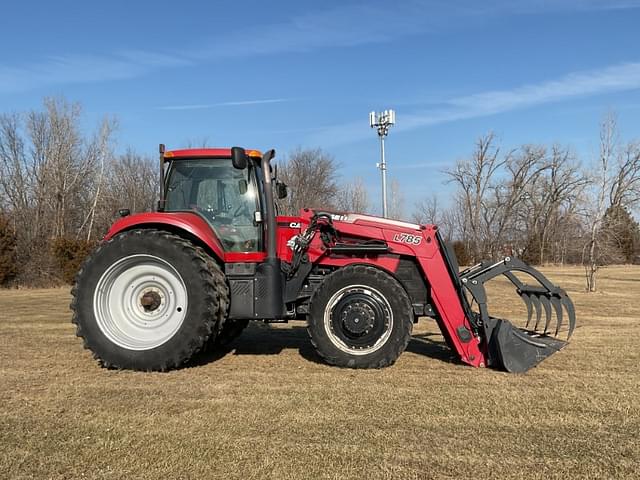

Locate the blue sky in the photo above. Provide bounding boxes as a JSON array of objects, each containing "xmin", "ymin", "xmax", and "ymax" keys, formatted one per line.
[{"xmin": 2, "ymin": 0, "xmax": 640, "ymax": 214}]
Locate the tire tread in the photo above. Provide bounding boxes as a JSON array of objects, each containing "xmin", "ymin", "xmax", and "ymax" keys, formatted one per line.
[
  {"xmin": 71, "ymin": 229, "xmax": 224, "ymax": 371},
  {"xmin": 307, "ymin": 265, "xmax": 413, "ymax": 369}
]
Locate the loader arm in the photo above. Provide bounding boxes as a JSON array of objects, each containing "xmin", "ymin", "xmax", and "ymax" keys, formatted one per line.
[{"xmin": 413, "ymin": 229, "xmax": 486, "ymax": 368}]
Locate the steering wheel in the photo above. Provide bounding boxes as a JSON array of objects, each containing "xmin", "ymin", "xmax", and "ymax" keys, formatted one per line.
[{"xmin": 231, "ymin": 202, "xmax": 251, "ymax": 220}]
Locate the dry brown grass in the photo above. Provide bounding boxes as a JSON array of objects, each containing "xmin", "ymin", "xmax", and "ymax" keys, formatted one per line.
[{"xmin": 1, "ymin": 266, "xmax": 639, "ymax": 479}]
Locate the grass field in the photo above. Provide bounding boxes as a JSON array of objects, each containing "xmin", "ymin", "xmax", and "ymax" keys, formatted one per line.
[{"xmin": 1, "ymin": 266, "xmax": 639, "ymax": 479}]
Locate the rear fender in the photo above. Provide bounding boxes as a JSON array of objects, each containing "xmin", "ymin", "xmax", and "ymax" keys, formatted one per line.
[{"xmin": 104, "ymin": 212, "xmax": 226, "ymax": 262}]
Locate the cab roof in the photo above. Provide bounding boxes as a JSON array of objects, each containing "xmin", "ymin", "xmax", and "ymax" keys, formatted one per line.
[{"xmin": 164, "ymin": 148, "xmax": 263, "ymax": 159}]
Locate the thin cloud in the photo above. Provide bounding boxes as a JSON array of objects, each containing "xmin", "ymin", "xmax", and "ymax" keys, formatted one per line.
[
  {"xmin": 159, "ymin": 98, "xmax": 289, "ymax": 111},
  {"xmin": 5, "ymin": 1, "xmax": 639, "ymax": 94},
  {"xmin": 309, "ymin": 61, "xmax": 640, "ymax": 146},
  {"xmin": 509, "ymin": 0, "xmax": 640, "ymax": 13},
  {"xmin": 0, "ymin": 3, "xmax": 430, "ymax": 94},
  {"xmin": 393, "ymin": 161, "xmax": 453, "ymax": 170},
  {"xmin": 0, "ymin": 50, "xmax": 189, "ymax": 94},
  {"xmin": 465, "ymin": 0, "xmax": 640, "ymax": 16},
  {"xmin": 188, "ymin": 3, "xmax": 433, "ymax": 60},
  {"xmin": 448, "ymin": 62, "xmax": 640, "ymax": 114}
]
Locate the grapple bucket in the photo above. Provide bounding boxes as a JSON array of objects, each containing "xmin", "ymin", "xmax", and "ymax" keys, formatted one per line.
[{"xmin": 459, "ymin": 258, "xmax": 576, "ymax": 373}]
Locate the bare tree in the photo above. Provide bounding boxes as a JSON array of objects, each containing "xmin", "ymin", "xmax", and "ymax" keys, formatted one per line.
[
  {"xmin": 583, "ymin": 113, "xmax": 640, "ymax": 291},
  {"xmin": 483, "ymin": 145, "xmax": 549, "ymax": 256},
  {"xmin": 277, "ymin": 148, "xmax": 339, "ymax": 215},
  {"xmin": 31, "ymin": 98, "xmax": 86, "ymax": 238},
  {"xmin": 80, "ymin": 117, "xmax": 118, "ymax": 240},
  {"xmin": 583, "ymin": 114, "xmax": 617, "ymax": 291},
  {"xmin": 83, "ymin": 149, "xmax": 159, "ymax": 238},
  {"xmin": 0, "ymin": 114, "xmax": 29, "ymax": 217},
  {"xmin": 412, "ymin": 195, "xmax": 441, "ymax": 225},
  {"xmin": 0, "ymin": 97, "xmax": 163, "ymax": 285},
  {"xmin": 107, "ymin": 150, "xmax": 158, "ymax": 213},
  {"xmin": 336, "ymin": 177, "xmax": 370, "ymax": 213},
  {"xmin": 0, "ymin": 97, "xmax": 118, "ymax": 284},
  {"xmin": 442, "ymin": 141, "xmax": 588, "ymax": 265},
  {"xmin": 444, "ymin": 133, "xmax": 506, "ymax": 261},
  {"xmin": 609, "ymin": 141, "xmax": 640, "ymax": 208},
  {"xmin": 388, "ymin": 178, "xmax": 405, "ymax": 220},
  {"xmin": 519, "ymin": 145, "xmax": 587, "ymax": 264},
  {"xmin": 445, "ymin": 134, "xmax": 561, "ymax": 261},
  {"xmin": 411, "ymin": 194, "xmax": 457, "ymax": 239}
]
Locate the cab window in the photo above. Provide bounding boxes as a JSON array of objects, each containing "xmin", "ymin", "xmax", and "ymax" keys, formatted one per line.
[{"xmin": 164, "ymin": 159, "xmax": 261, "ymax": 252}]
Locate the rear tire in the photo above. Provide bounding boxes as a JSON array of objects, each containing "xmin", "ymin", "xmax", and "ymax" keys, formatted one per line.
[
  {"xmin": 307, "ymin": 265, "xmax": 413, "ymax": 369},
  {"xmin": 215, "ymin": 319, "xmax": 250, "ymax": 346},
  {"xmin": 196, "ymin": 248, "xmax": 247, "ymax": 350},
  {"xmin": 71, "ymin": 229, "xmax": 225, "ymax": 371}
]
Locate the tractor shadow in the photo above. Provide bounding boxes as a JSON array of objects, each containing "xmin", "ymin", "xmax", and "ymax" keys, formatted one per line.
[
  {"xmin": 190, "ymin": 322, "xmax": 323, "ymax": 366},
  {"xmin": 406, "ymin": 332, "xmax": 460, "ymax": 364},
  {"xmin": 191, "ymin": 321, "xmax": 461, "ymax": 367}
]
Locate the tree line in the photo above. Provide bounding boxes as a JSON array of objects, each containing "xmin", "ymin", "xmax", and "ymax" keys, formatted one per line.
[
  {"xmin": 1, "ymin": 98, "xmax": 638, "ymax": 290},
  {"xmin": 431, "ymin": 115, "xmax": 640, "ymax": 291},
  {"xmin": 0, "ymin": 98, "xmax": 156, "ymax": 286}
]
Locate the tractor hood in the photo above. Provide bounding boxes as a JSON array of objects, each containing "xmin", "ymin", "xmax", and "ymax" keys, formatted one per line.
[{"xmin": 301, "ymin": 210, "xmax": 425, "ymax": 232}]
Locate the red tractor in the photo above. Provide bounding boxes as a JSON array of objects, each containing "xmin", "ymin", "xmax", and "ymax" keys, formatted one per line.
[{"xmin": 72, "ymin": 146, "xmax": 575, "ymax": 373}]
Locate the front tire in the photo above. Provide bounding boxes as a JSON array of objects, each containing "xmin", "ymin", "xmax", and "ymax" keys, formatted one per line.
[
  {"xmin": 307, "ymin": 265, "xmax": 413, "ymax": 369},
  {"xmin": 71, "ymin": 229, "xmax": 224, "ymax": 371}
]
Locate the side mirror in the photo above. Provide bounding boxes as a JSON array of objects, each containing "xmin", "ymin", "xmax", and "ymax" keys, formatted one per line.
[
  {"xmin": 231, "ymin": 146, "xmax": 248, "ymax": 169},
  {"xmin": 276, "ymin": 181, "xmax": 288, "ymax": 199}
]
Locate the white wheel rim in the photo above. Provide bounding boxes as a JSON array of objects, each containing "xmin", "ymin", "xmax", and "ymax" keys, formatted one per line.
[
  {"xmin": 323, "ymin": 285, "xmax": 393, "ymax": 356},
  {"xmin": 93, "ymin": 254, "xmax": 188, "ymax": 350}
]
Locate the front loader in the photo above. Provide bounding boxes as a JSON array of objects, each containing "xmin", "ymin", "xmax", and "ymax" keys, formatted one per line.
[{"xmin": 71, "ymin": 146, "xmax": 575, "ymax": 373}]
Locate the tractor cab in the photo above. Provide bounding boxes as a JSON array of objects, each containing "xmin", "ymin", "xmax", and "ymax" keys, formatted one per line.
[
  {"xmin": 159, "ymin": 147, "xmax": 286, "ymax": 254},
  {"xmin": 161, "ymin": 149, "xmax": 264, "ymax": 252}
]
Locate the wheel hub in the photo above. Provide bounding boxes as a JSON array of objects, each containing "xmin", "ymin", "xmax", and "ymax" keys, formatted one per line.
[
  {"xmin": 140, "ymin": 290, "xmax": 162, "ymax": 312},
  {"xmin": 341, "ymin": 302, "xmax": 375, "ymax": 336},
  {"xmin": 324, "ymin": 286, "xmax": 394, "ymax": 356}
]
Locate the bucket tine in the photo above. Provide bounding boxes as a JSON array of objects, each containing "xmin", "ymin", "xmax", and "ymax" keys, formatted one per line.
[
  {"xmin": 550, "ymin": 296, "xmax": 563, "ymax": 336},
  {"xmin": 561, "ymin": 295, "xmax": 577, "ymax": 339},
  {"xmin": 520, "ymin": 292, "xmax": 533, "ymax": 328},
  {"xmin": 539, "ymin": 295, "xmax": 552, "ymax": 334},
  {"xmin": 530, "ymin": 294, "xmax": 542, "ymax": 331}
]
